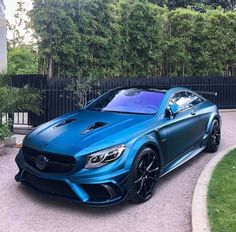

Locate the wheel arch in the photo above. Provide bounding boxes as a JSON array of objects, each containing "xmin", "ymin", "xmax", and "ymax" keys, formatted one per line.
[
  {"xmin": 206, "ymin": 112, "xmax": 221, "ymax": 134},
  {"xmin": 126, "ymin": 134, "xmax": 164, "ymax": 170},
  {"xmin": 145, "ymin": 143, "xmax": 162, "ymax": 165}
]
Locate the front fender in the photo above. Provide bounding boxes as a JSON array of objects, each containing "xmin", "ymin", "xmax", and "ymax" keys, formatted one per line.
[{"xmin": 125, "ymin": 132, "xmax": 163, "ymax": 170}]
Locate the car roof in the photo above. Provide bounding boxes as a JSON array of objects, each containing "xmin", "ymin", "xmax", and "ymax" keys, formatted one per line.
[
  {"xmin": 118, "ymin": 86, "xmax": 205, "ymax": 95},
  {"xmin": 112, "ymin": 86, "xmax": 207, "ymax": 100},
  {"xmin": 114, "ymin": 86, "xmax": 168, "ymax": 93}
]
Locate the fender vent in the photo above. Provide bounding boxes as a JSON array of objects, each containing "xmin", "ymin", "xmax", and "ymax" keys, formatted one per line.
[
  {"xmin": 81, "ymin": 122, "xmax": 107, "ymax": 134},
  {"xmin": 54, "ymin": 119, "xmax": 76, "ymax": 128}
]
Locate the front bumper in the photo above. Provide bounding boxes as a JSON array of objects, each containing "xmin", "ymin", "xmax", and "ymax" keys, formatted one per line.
[{"xmin": 15, "ymin": 151, "xmax": 130, "ymax": 207}]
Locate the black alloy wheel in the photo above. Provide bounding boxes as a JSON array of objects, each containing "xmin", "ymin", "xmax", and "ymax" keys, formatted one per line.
[
  {"xmin": 130, "ymin": 147, "xmax": 160, "ymax": 203},
  {"xmin": 206, "ymin": 119, "xmax": 221, "ymax": 153}
]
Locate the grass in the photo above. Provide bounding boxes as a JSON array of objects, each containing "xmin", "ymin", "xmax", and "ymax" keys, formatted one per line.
[{"xmin": 208, "ymin": 149, "xmax": 236, "ymax": 232}]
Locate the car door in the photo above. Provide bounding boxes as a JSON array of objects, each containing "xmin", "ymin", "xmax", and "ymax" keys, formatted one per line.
[
  {"xmin": 184, "ymin": 91, "xmax": 209, "ymax": 141},
  {"xmin": 163, "ymin": 91, "xmax": 202, "ymax": 163}
]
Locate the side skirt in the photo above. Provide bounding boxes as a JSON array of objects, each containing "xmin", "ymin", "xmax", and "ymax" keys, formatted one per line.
[{"xmin": 159, "ymin": 146, "xmax": 206, "ymax": 178}]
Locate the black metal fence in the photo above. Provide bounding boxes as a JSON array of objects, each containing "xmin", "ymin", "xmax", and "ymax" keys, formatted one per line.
[
  {"xmin": 98, "ymin": 77, "xmax": 236, "ymax": 109},
  {"xmin": 9, "ymin": 75, "xmax": 236, "ymax": 127}
]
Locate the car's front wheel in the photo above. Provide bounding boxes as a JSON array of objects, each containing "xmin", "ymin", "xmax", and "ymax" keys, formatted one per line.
[{"xmin": 130, "ymin": 147, "xmax": 160, "ymax": 203}]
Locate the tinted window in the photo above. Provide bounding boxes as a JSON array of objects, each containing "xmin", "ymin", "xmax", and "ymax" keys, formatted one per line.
[
  {"xmin": 170, "ymin": 91, "xmax": 203, "ymax": 111},
  {"xmin": 87, "ymin": 88, "xmax": 165, "ymax": 114}
]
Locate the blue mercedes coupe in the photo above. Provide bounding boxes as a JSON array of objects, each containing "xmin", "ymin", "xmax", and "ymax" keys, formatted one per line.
[{"xmin": 15, "ymin": 87, "xmax": 221, "ymax": 206}]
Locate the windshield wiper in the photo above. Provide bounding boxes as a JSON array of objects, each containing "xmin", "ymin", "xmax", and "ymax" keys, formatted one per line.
[
  {"xmin": 88, "ymin": 107, "xmax": 102, "ymax": 112},
  {"xmin": 102, "ymin": 110, "xmax": 125, "ymax": 114}
]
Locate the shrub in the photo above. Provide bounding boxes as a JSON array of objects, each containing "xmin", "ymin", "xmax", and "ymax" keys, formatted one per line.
[{"xmin": 0, "ymin": 124, "xmax": 12, "ymax": 140}]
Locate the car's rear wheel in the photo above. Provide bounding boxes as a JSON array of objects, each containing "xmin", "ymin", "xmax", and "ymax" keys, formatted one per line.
[
  {"xmin": 130, "ymin": 147, "xmax": 160, "ymax": 203},
  {"xmin": 206, "ymin": 119, "xmax": 221, "ymax": 153}
]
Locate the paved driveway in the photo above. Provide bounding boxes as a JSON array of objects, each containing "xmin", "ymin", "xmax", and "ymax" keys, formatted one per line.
[{"xmin": 0, "ymin": 112, "xmax": 235, "ymax": 232}]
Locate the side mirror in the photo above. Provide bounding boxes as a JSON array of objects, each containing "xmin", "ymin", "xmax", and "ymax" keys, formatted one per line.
[{"xmin": 169, "ymin": 103, "xmax": 180, "ymax": 117}]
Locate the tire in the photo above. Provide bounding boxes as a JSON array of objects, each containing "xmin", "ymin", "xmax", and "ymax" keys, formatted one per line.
[
  {"xmin": 130, "ymin": 147, "xmax": 160, "ymax": 203},
  {"xmin": 206, "ymin": 119, "xmax": 221, "ymax": 153}
]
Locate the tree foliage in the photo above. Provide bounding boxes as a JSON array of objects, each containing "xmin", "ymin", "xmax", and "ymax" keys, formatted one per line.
[
  {"xmin": 155, "ymin": 0, "xmax": 236, "ymax": 11},
  {"xmin": 0, "ymin": 124, "xmax": 12, "ymax": 140},
  {"xmin": 30, "ymin": 0, "xmax": 80, "ymax": 77},
  {"xmin": 76, "ymin": 0, "xmax": 121, "ymax": 79},
  {"xmin": 204, "ymin": 0, "xmax": 236, "ymax": 11},
  {"xmin": 6, "ymin": 0, "xmax": 38, "ymax": 75},
  {"xmin": 0, "ymin": 74, "xmax": 41, "ymax": 137},
  {"xmin": 30, "ymin": 0, "xmax": 236, "ymax": 78},
  {"xmin": 8, "ymin": 48, "xmax": 38, "ymax": 74},
  {"xmin": 0, "ymin": 75, "xmax": 42, "ymax": 124},
  {"xmin": 7, "ymin": 0, "xmax": 35, "ymax": 48},
  {"xmin": 164, "ymin": 8, "xmax": 236, "ymax": 76},
  {"xmin": 118, "ymin": 0, "xmax": 165, "ymax": 77}
]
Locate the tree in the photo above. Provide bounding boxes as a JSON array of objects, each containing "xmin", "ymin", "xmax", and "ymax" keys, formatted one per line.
[
  {"xmin": 168, "ymin": 0, "xmax": 202, "ymax": 9},
  {"xmin": 163, "ymin": 8, "xmax": 236, "ymax": 77},
  {"xmin": 163, "ymin": 8, "xmax": 197, "ymax": 76},
  {"xmin": 0, "ymin": 75, "xmax": 41, "ymax": 138},
  {"xmin": 29, "ymin": 0, "xmax": 236, "ymax": 78},
  {"xmin": 6, "ymin": 0, "xmax": 38, "ymax": 75},
  {"xmin": 118, "ymin": 0, "xmax": 165, "ymax": 77},
  {"xmin": 148, "ymin": 0, "xmax": 168, "ymax": 7},
  {"xmin": 8, "ymin": 48, "xmax": 38, "ymax": 74},
  {"xmin": 150, "ymin": 0, "xmax": 236, "ymax": 11},
  {"xmin": 7, "ymin": 0, "xmax": 33, "ymax": 48},
  {"xmin": 202, "ymin": 10, "xmax": 236, "ymax": 76},
  {"xmin": 30, "ymin": 0, "xmax": 79, "ymax": 77},
  {"xmin": 205, "ymin": 0, "xmax": 236, "ymax": 11},
  {"xmin": 0, "ymin": 75, "xmax": 41, "ymax": 115},
  {"xmin": 30, "ymin": 0, "xmax": 120, "ymax": 79},
  {"xmin": 75, "ymin": 0, "xmax": 121, "ymax": 79}
]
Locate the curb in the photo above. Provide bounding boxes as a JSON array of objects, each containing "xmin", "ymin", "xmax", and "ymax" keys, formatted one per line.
[
  {"xmin": 219, "ymin": 109, "xmax": 236, "ymax": 112},
  {"xmin": 191, "ymin": 145, "xmax": 236, "ymax": 232}
]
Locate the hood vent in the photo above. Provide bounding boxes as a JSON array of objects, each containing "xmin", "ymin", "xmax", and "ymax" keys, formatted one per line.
[
  {"xmin": 54, "ymin": 119, "xmax": 77, "ymax": 128},
  {"xmin": 81, "ymin": 122, "xmax": 107, "ymax": 134}
]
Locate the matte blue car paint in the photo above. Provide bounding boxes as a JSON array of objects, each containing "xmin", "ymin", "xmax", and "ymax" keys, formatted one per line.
[{"xmin": 15, "ymin": 87, "xmax": 221, "ymax": 206}]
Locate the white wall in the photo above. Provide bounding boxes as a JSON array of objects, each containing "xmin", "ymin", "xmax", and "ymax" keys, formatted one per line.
[{"xmin": 0, "ymin": 0, "xmax": 7, "ymax": 74}]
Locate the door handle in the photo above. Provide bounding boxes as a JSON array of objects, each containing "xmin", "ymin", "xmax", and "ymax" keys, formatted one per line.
[{"xmin": 191, "ymin": 110, "xmax": 196, "ymax": 115}]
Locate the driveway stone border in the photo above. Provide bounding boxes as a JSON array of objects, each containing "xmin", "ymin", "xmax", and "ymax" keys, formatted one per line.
[
  {"xmin": 191, "ymin": 144, "xmax": 236, "ymax": 232},
  {"xmin": 219, "ymin": 109, "xmax": 236, "ymax": 112}
]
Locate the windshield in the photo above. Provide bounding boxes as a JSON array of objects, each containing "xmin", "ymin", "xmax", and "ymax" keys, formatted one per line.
[{"xmin": 87, "ymin": 88, "xmax": 165, "ymax": 115}]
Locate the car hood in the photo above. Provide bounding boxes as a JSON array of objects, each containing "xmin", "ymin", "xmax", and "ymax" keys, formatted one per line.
[{"xmin": 24, "ymin": 109, "xmax": 155, "ymax": 156}]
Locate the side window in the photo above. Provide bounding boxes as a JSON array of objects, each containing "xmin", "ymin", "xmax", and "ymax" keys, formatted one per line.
[
  {"xmin": 169, "ymin": 91, "xmax": 204, "ymax": 111},
  {"xmin": 185, "ymin": 92, "xmax": 204, "ymax": 108},
  {"xmin": 170, "ymin": 92, "xmax": 189, "ymax": 109}
]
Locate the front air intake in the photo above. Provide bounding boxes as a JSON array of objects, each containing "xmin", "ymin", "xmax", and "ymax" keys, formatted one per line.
[
  {"xmin": 81, "ymin": 122, "xmax": 107, "ymax": 134},
  {"xmin": 54, "ymin": 118, "xmax": 76, "ymax": 128}
]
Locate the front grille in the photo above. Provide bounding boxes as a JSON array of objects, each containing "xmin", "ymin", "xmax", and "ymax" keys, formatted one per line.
[
  {"xmin": 22, "ymin": 171, "xmax": 78, "ymax": 200},
  {"xmin": 22, "ymin": 146, "xmax": 76, "ymax": 173}
]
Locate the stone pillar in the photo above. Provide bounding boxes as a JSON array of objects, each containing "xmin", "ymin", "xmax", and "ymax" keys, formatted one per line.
[{"xmin": 0, "ymin": 0, "xmax": 7, "ymax": 74}]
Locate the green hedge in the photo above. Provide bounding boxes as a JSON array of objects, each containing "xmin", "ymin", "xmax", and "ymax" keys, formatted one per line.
[{"xmin": 30, "ymin": 0, "xmax": 236, "ymax": 78}]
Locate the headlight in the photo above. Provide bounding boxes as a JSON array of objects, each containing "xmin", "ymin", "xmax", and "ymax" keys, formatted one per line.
[{"xmin": 85, "ymin": 144, "xmax": 126, "ymax": 169}]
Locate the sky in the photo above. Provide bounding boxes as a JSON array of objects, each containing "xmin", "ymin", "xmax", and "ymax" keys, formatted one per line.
[
  {"xmin": 5, "ymin": 0, "xmax": 33, "ymax": 23},
  {"xmin": 4, "ymin": 0, "xmax": 33, "ymax": 41}
]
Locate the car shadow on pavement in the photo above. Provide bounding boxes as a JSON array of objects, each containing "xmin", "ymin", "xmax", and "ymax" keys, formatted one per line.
[
  {"xmin": 16, "ymin": 150, "xmax": 211, "ymax": 216},
  {"xmin": 17, "ymin": 184, "xmax": 134, "ymax": 215}
]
